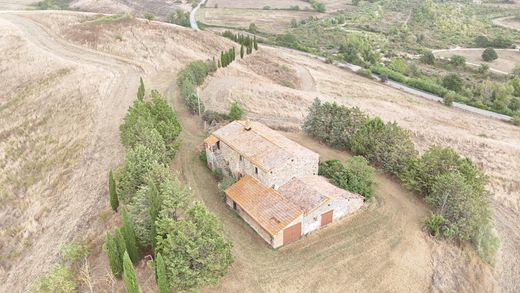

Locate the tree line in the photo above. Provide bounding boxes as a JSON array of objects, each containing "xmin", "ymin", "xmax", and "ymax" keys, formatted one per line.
[
  {"xmin": 106, "ymin": 79, "xmax": 233, "ymax": 292},
  {"xmin": 303, "ymin": 98, "xmax": 499, "ymax": 265},
  {"xmin": 222, "ymin": 30, "xmax": 259, "ymax": 58}
]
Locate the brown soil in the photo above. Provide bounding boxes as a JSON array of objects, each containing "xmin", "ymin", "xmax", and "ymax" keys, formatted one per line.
[{"xmin": 434, "ymin": 48, "xmax": 520, "ymax": 74}]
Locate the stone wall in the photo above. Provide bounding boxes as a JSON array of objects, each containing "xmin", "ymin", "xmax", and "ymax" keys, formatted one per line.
[{"xmin": 302, "ymin": 196, "xmax": 364, "ymax": 235}]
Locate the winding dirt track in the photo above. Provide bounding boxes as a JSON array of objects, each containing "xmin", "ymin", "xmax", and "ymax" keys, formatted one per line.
[{"xmin": 0, "ymin": 12, "xmax": 141, "ymax": 291}]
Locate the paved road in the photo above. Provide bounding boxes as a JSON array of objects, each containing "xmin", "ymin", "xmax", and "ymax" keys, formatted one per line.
[
  {"xmin": 271, "ymin": 46, "xmax": 513, "ymax": 122},
  {"xmin": 189, "ymin": 0, "xmax": 207, "ymax": 30}
]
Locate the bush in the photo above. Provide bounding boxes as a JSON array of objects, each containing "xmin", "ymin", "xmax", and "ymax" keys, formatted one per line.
[
  {"xmin": 218, "ymin": 177, "xmax": 236, "ymax": 197},
  {"xmin": 357, "ymin": 68, "xmax": 373, "ymax": 79},
  {"xmin": 212, "ymin": 168, "xmax": 224, "ymax": 182},
  {"xmin": 166, "ymin": 9, "xmax": 190, "ymax": 27},
  {"xmin": 420, "ymin": 51, "xmax": 435, "ymax": 65},
  {"xmin": 199, "ymin": 149, "xmax": 208, "ymax": 165},
  {"xmin": 319, "ymin": 157, "xmax": 375, "ymax": 199},
  {"xmin": 424, "ymin": 213, "xmax": 446, "ymax": 238},
  {"xmin": 185, "ymin": 92, "xmax": 205, "ymax": 115},
  {"xmin": 60, "ymin": 242, "xmax": 89, "ymax": 265},
  {"xmin": 443, "ymin": 91, "xmax": 456, "ymax": 106},
  {"xmin": 512, "ymin": 114, "xmax": 520, "ymax": 126},
  {"xmin": 482, "ymin": 48, "xmax": 498, "ymax": 62},
  {"xmin": 202, "ymin": 110, "xmax": 228, "ymax": 123},
  {"xmin": 478, "ymin": 63, "xmax": 489, "ymax": 74},
  {"xmin": 442, "ymin": 74, "xmax": 463, "ymax": 92},
  {"xmin": 351, "ymin": 118, "xmax": 417, "ymax": 177},
  {"xmin": 31, "ymin": 265, "xmax": 75, "ymax": 293},
  {"xmin": 143, "ymin": 11, "xmax": 155, "ymax": 21},
  {"xmin": 450, "ymin": 55, "xmax": 466, "ymax": 67},
  {"xmin": 177, "ymin": 61, "xmax": 211, "ymax": 114},
  {"xmin": 228, "ymin": 101, "xmax": 245, "ymax": 120}
]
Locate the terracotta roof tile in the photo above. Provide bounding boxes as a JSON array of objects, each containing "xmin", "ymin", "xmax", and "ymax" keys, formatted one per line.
[
  {"xmin": 212, "ymin": 120, "xmax": 319, "ymax": 171},
  {"xmin": 225, "ymin": 176, "xmax": 302, "ymax": 236},
  {"xmin": 203, "ymin": 135, "xmax": 219, "ymax": 145}
]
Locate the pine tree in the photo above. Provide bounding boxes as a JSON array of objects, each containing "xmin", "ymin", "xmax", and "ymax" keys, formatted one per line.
[
  {"xmin": 155, "ymin": 253, "xmax": 169, "ymax": 293},
  {"xmin": 254, "ymin": 35, "xmax": 258, "ymax": 50},
  {"xmin": 123, "ymin": 251, "xmax": 140, "ymax": 293},
  {"xmin": 108, "ymin": 169, "xmax": 119, "ymax": 211},
  {"xmin": 137, "ymin": 77, "xmax": 145, "ymax": 100},
  {"xmin": 106, "ymin": 233, "xmax": 123, "ymax": 278},
  {"xmin": 240, "ymin": 45, "xmax": 244, "ymax": 59},
  {"xmin": 121, "ymin": 207, "xmax": 140, "ymax": 264}
]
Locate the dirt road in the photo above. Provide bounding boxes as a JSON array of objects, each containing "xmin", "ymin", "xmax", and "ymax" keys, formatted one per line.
[
  {"xmin": 0, "ymin": 12, "xmax": 141, "ymax": 291},
  {"xmin": 190, "ymin": 0, "xmax": 207, "ymax": 30}
]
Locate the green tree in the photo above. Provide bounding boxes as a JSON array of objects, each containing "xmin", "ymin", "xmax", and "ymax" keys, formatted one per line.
[
  {"xmin": 122, "ymin": 207, "xmax": 140, "ymax": 264},
  {"xmin": 105, "ymin": 233, "xmax": 123, "ymax": 278},
  {"xmin": 443, "ymin": 91, "xmax": 456, "ymax": 107},
  {"xmin": 351, "ymin": 118, "xmax": 417, "ymax": 176},
  {"xmin": 474, "ymin": 35, "xmax": 490, "ymax": 47},
  {"xmin": 155, "ymin": 253, "xmax": 169, "ymax": 293},
  {"xmin": 116, "ymin": 145, "xmax": 162, "ymax": 203},
  {"xmin": 254, "ymin": 35, "xmax": 258, "ymax": 50},
  {"xmin": 319, "ymin": 157, "xmax": 375, "ymax": 199},
  {"xmin": 442, "ymin": 73, "xmax": 463, "ymax": 92},
  {"xmin": 155, "ymin": 201, "xmax": 233, "ymax": 291},
  {"xmin": 143, "ymin": 11, "xmax": 154, "ymax": 21},
  {"xmin": 228, "ymin": 101, "xmax": 245, "ymax": 120},
  {"xmin": 108, "ymin": 169, "xmax": 119, "ymax": 211},
  {"xmin": 240, "ymin": 44, "xmax": 244, "ymax": 58},
  {"xmin": 478, "ymin": 63, "xmax": 489, "ymax": 74},
  {"xmin": 248, "ymin": 23, "xmax": 257, "ymax": 33},
  {"xmin": 123, "ymin": 251, "xmax": 140, "ymax": 293},
  {"xmin": 482, "ymin": 48, "xmax": 498, "ymax": 62},
  {"xmin": 137, "ymin": 77, "xmax": 145, "ymax": 100}
]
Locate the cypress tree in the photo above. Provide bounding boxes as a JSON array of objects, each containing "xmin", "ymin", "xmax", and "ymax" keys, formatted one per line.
[
  {"xmin": 108, "ymin": 169, "xmax": 119, "ymax": 211},
  {"xmin": 155, "ymin": 253, "xmax": 169, "ymax": 293},
  {"xmin": 220, "ymin": 51, "xmax": 225, "ymax": 67},
  {"xmin": 121, "ymin": 207, "xmax": 140, "ymax": 264},
  {"xmin": 106, "ymin": 233, "xmax": 123, "ymax": 278},
  {"xmin": 240, "ymin": 45, "xmax": 244, "ymax": 58},
  {"xmin": 218, "ymin": 59, "xmax": 221, "ymax": 68},
  {"xmin": 254, "ymin": 35, "xmax": 258, "ymax": 50},
  {"xmin": 137, "ymin": 77, "xmax": 145, "ymax": 100},
  {"xmin": 123, "ymin": 251, "xmax": 140, "ymax": 293}
]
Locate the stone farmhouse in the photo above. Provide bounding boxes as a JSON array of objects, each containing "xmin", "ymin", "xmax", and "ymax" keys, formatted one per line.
[{"xmin": 204, "ymin": 120, "xmax": 364, "ymax": 248}]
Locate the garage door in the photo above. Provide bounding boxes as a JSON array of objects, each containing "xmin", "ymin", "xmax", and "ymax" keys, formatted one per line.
[
  {"xmin": 321, "ymin": 210, "xmax": 333, "ymax": 227},
  {"xmin": 283, "ymin": 222, "xmax": 302, "ymax": 245}
]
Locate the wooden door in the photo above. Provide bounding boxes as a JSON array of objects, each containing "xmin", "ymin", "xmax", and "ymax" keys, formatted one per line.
[
  {"xmin": 321, "ymin": 210, "xmax": 333, "ymax": 227},
  {"xmin": 283, "ymin": 222, "xmax": 302, "ymax": 245}
]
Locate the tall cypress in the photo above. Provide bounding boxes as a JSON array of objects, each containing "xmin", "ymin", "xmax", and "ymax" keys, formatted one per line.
[
  {"xmin": 254, "ymin": 35, "xmax": 258, "ymax": 50},
  {"xmin": 106, "ymin": 233, "xmax": 123, "ymax": 278},
  {"xmin": 220, "ymin": 51, "xmax": 225, "ymax": 67},
  {"xmin": 123, "ymin": 251, "xmax": 140, "ymax": 293},
  {"xmin": 108, "ymin": 169, "xmax": 119, "ymax": 211},
  {"xmin": 137, "ymin": 77, "xmax": 145, "ymax": 100},
  {"xmin": 155, "ymin": 253, "xmax": 169, "ymax": 293},
  {"xmin": 240, "ymin": 45, "xmax": 244, "ymax": 59},
  {"xmin": 121, "ymin": 207, "xmax": 140, "ymax": 264}
]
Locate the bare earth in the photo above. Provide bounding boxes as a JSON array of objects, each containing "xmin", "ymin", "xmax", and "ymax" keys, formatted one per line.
[
  {"xmin": 0, "ymin": 8, "xmax": 518, "ymax": 293},
  {"xmin": 434, "ymin": 48, "xmax": 520, "ymax": 74},
  {"xmin": 200, "ymin": 46, "xmax": 520, "ymax": 292}
]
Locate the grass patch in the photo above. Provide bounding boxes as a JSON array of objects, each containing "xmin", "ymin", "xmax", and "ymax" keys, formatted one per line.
[
  {"xmin": 32, "ymin": 0, "xmax": 70, "ymax": 10},
  {"xmin": 88, "ymin": 13, "xmax": 133, "ymax": 25}
]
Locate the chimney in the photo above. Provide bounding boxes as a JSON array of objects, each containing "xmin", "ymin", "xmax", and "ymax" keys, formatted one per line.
[{"xmin": 244, "ymin": 119, "xmax": 252, "ymax": 131}]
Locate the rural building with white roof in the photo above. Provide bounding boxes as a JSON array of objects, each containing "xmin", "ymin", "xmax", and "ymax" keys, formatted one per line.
[{"xmin": 204, "ymin": 120, "xmax": 363, "ymax": 248}]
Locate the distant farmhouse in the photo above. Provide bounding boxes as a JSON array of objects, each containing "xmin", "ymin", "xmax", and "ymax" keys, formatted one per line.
[{"xmin": 204, "ymin": 120, "xmax": 363, "ymax": 248}]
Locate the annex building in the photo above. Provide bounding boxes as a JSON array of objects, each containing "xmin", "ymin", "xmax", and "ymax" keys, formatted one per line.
[{"xmin": 204, "ymin": 120, "xmax": 363, "ymax": 248}]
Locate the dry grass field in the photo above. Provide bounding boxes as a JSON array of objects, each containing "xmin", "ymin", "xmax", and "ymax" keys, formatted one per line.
[
  {"xmin": 206, "ymin": 0, "xmax": 313, "ymax": 10},
  {"xmin": 1, "ymin": 6, "xmax": 519, "ymax": 293},
  {"xmin": 197, "ymin": 7, "xmax": 319, "ymax": 33},
  {"xmin": 200, "ymin": 46, "xmax": 520, "ymax": 292},
  {"xmin": 434, "ymin": 48, "xmax": 520, "ymax": 74}
]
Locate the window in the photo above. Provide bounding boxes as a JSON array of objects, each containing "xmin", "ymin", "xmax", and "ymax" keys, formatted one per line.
[
  {"xmin": 239, "ymin": 155, "xmax": 243, "ymax": 161},
  {"xmin": 216, "ymin": 141, "xmax": 220, "ymax": 150},
  {"xmin": 255, "ymin": 167, "xmax": 258, "ymax": 174},
  {"xmin": 233, "ymin": 201, "xmax": 237, "ymax": 210}
]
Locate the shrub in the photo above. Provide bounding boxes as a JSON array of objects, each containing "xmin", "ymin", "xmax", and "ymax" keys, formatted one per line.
[
  {"xmin": 420, "ymin": 51, "xmax": 435, "ymax": 65},
  {"xmin": 218, "ymin": 177, "xmax": 236, "ymax": 197},
  {"xmin": 478, "ymin": 63, "xmax": 489, "ymax": 74},
  {"xmin": 442, "ymin": 74, "xmax": 463, "ymax": 92},
  {"xmin": 450, "ymin": 55, "xmax": 466, "ymax": 67},
  {"xmin": 143, "ymin": 11, "xmax": 155, "ymax": 21},
  {"xmin": 177, "ymin": 61, "xmax": 211, "ymax": 114},
  {"xmin": 357, "ymin": 68, "xmax": 373, "ymax": 79},
  {"xmin": 166, "ymin": 9, "xmax": 190, "ymax": 27},
  {"xmin": 199, "ymin": 149, "xmax": 208, "ymax": 165},
  {"xmin": 482, "ymin": 48, "xmax": 498, "ymax": 62},
  {"xmin": 228, "ymin": 101, "xmax": 245, "ymax": 120},
  {"xmin": 31, "ymin": 265, "xmax": 75, "ymax": 293},
  {"xmin": 512, "ymin": 114, "xmax": 520, "ymax": 126},
  {"xmin": 351, "ymin": 118, "xmax": 417, "ymax": 176},
  {"xmin": 212, "ymin": 168, "xmax": 224, "ymax": 182},
  {"xmin": 424, "ymin": 213, "xmax": 446, "ymax": 237},
  {"xmin": 185, "ymin": 92, "xmax": 205, "ymax": 114},
  {"xmin": 155, "ymin": 201, "xmax": 233, "ymax": 291},
  {"xmin": 60, "ymin": 242, "xmax": 89, "ymax": 265},
  {"xmin": 202, "ymin": 110, "xmax": 228, "ymax": 123},
  {"xmin": 443, "ymin": 91, "xmax": 456, "ymax": 106},
  {"xmin": 319, "ymin": 157, "xmax": 375, "ymax": 199},
  {"xmin": 473, "ymin": 224, "xmax": 500, "ymax": 266}
]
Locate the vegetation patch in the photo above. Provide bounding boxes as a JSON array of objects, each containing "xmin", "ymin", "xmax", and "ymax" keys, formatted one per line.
[{"xmin": 33, "ymin": 0, "xmax": 69, "ymax": 10}]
